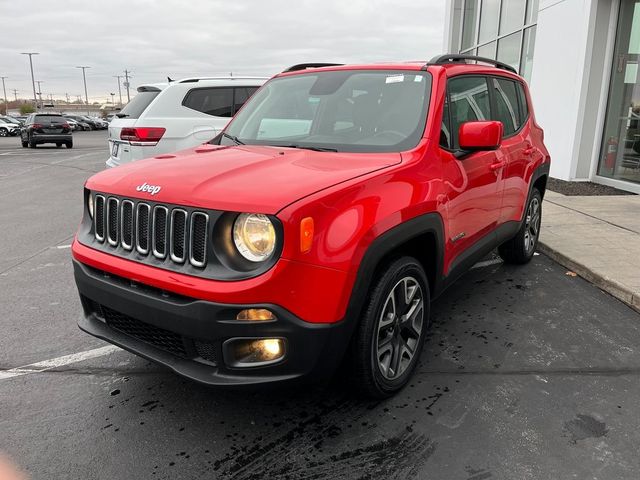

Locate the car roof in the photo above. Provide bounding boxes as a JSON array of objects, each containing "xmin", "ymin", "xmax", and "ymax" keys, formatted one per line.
[{"xmin": 275, "ymin": 60, "xmax": 523, "ymax": 81}]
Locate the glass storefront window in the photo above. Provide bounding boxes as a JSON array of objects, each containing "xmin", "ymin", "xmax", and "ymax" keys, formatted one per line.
[
  {"xmin": 479, "ymin": 0, "xmax": 501, "ymax": 44},
  {"xmin": 520, "ymin": 26, "xmax": 536, "ymax": 82},
  {"xmin": 500, "ymin": 0, "xmax": 527, "ymax": 35},
  {"xmin": 462, "ymin": 0, "xmax": 479, "ymax": 51},
  {"xmin": 477, "ymin": 41, "xmax": 497, "ymax": 59},
  {"xmin": 598, "ymin": 0, "xmax": 640, "ymax": 185},
  {"xmin": 525, "ymin": 0, "xmax": 539, "ymax": 25},
  {"xmin": 497, "ymin": 31, "xmax": 522, "ymax": 72}
]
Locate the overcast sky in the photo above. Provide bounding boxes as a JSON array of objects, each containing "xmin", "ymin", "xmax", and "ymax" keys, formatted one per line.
[{"xmin": 1, "ymin": 0, "xmax": 445, "ymax": 104}]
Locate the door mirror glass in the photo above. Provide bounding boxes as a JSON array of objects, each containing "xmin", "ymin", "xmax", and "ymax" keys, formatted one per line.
[{"xmin": 458, "ymin": 120, "xmax": 503, "ymax": 151}]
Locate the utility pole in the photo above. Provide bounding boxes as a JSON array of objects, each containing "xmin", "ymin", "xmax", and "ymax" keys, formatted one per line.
[
  {"xmin": 0, "ymin": 77, "xmax": 7, "ymax": 115},
  {"xmin": 123, "ymin": 69, "xmax": 132, "ymax": 103},
  {"xmin": 35, "ymin": 80, "xmax": 44, "ymax": 107},
  {"xmin": 20, "ymin": 52, "xmax": 39, "ymax": 107},
  {"xmin": 65, "ymin": 93, "xmax": 70, "ymax": 103},
  {"xmin": 76, "ymin": 66, "xmax": 91, "ymax": 115},
  {"xmin": 113, "ymin": 75, "xmax": 123, "ymax": 107},
  {"xmin": 110, "ymin": 92, "xmax": 115, "ymax": 108},
  {"xmin": 12, "ymin": 89, "xmax": 18, "ymax": 102}
]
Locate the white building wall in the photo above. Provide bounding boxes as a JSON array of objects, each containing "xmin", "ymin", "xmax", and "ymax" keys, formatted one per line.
[{"xmin": 529, "ymin": 0, "xmax": 596, "ymax": 180}]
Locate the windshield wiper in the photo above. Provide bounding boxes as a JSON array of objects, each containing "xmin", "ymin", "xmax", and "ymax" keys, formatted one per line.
[
  {"xmin": 221, "ymin": 132, "xmax": 245, "ymax": 145},
  {"xmin": 280, "ymin": 144, "xmax": 337, "ymax": 152}
]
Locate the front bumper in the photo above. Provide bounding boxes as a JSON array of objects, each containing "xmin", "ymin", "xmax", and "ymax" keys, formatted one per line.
[{"xmin": 74, "ymin": 259, "xmax": 352, "ymax": 386}]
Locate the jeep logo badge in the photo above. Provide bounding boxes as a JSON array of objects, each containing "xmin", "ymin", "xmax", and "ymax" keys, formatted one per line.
[{"xmin": 136, "ymin": 182, "xmax": 162, "ymax": 195}]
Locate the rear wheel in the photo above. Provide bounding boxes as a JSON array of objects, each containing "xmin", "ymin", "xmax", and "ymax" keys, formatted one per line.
[
  {"xmin": 498, "ymin": 188, "xmax": 542, "ymax": 264},
  {"xmin": 65, "ymin": 141, "xmax": 73, "ymax": 149},
  {"xmin": 350, "ymin": 256, "xmax": 430, "ymax": 398},
  {"xmin": 28, "ymin": 135, "xmax": 36, "ymax": 148},
  {"xmin": 21, "ymin": 140, "xmax": 28, "ymax": 148}
]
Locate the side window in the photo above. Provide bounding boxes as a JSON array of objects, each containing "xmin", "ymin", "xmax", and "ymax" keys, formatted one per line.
[
  {"xmin": 233, "ymin": 87, "xmax": 258, "ymax": 114},
  {"xmin": 516, "ymin": 82, "xmax": 529, "ymax": 122},
  {"xmin": 182, "ymin": 88, "xmax": 234, "ymax": 117},
  {"xmin": 440, "ymin": 95, "xmax": 451, "ymax": 149},
  {"xmin": 491, "ymin": 78, "xmax": 520, "ymax": 136},
  {"xmin": 448, "ymin": 76, "xmax": 491, "ymax": 149}
]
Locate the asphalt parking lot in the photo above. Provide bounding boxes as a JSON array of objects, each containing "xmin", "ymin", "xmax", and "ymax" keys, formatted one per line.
[{"xmin": 1, "ymin": 131, "xmax": 640, "ymax": 480}]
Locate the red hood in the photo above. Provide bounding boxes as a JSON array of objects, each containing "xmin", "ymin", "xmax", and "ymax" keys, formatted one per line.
[{"xmin": 86, "ymin": 145, "xmax": 401, "ymax": 214}]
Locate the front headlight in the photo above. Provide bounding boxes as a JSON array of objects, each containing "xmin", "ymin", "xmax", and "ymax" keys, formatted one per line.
[
  {"xmin": 87, "ymin": 192, "xmax": 94, "ymax": 219},
  {"xmin": 232, "ymin": 213, "xmax": 276, "ymax": 262}
]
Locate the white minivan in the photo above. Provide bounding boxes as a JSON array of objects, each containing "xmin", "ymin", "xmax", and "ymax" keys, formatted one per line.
[{"xmin": 107, "ymin": 76, "xmax": 266, "ymax": 168}]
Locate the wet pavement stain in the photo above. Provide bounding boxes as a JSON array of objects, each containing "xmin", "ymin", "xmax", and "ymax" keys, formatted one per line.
[{"xmin": 563, "ymin": 414, "xmax": 608, "ymax": 444}]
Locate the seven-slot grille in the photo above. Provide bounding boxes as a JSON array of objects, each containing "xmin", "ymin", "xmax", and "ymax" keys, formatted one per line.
[{"xmin": 93, "ymin": 195, "xmax": 208, "ymax": 268}]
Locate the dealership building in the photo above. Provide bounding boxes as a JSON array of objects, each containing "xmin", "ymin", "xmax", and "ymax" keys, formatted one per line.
[{"xmin": 444, "ymin": 0, "xmax": 640, "ymax": 193}]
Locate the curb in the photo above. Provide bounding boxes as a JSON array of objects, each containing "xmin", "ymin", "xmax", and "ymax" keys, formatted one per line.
[{"xmin": 538, "ymin": 241, "xmax": 640, "ymax": 314}]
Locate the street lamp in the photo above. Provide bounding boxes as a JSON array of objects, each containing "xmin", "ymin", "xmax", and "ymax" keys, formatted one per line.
[
  {"xmin": 20, "ymin": 52, "xmax": 39, "ymax": 107},
  {"xmin": 76, "ymin": 66, "xmax": 91, "ymax": 115}
]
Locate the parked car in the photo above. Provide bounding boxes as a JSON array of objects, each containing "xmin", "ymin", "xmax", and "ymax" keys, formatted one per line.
[
  {"xmin": 88, "ymin": 116, "xmax": 108, "ymax": 129},
  {"xmin": 73, "ymin": 57, "xmax": 550, "ymax": 397},
  {"xmin": 65, "ymin": 115, "xmax": 98, "ymax": 130},
  {"xmin": 21, "ymin": 112, "xmax": 72, "ymax": 148},
  {"xmin": 1, "ymin": 115, "xmax": 24, "ymax": 127},
  {"xmin": 0, "ymin": 118, "xmax": 20, "ymax": 136},
  {"xmin": 106, "ymin": 76, "xmax": 266, "ymax": 167},
  {"xmin": 64, "ymin": 118, "xmax": 81, "ymax": 131},
  {"xmin": 13, "ymin": 115, "xmax": 28, "ymax": 124}
]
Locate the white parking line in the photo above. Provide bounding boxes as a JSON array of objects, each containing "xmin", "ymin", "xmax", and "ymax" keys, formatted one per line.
[
  {"xmin": 0, "ymin": 345, "xmax": 121, "ymax": 381},
  {"xmin": 56, "ymin": 244, "xmax": 71, "ymax": 249}
]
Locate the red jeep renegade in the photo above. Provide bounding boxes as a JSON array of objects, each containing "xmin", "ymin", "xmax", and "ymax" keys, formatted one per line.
[{"xmin": 72, "ymin": 55, "xmax": 550, "ymax": 398}]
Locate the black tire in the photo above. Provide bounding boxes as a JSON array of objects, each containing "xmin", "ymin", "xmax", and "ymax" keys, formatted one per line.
[
  {"xmin": 66, "ymin": 141, "xmax": 73, "ymax": 149},
  {"xmin": 498, "ymin": 188, "xmax": 542, "ymax": 264},
  {"xmin": 28, "ymin": 135, "xmax": 36, "ymax": 148},
  {"xmin": 350, "ymin": 256, "xmax": 430, "ymax": 398},
  {"xmin": 56, "ymin": 143, "xmax": 62, "ymax": 148},
  {"xmin": 0, "ymin": 128, "xmax": 7, "ymax": 137},
  {"xmin": 21, "ymin": 140, "xmax": 28, "ymax": 148}
]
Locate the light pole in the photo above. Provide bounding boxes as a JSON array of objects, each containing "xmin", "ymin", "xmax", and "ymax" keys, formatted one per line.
[
  {"xmin": 76, "ymin": 66, "xmax": 91, "ymax": 115},
  {"xmin": 113, "ymin": 75, "xmax": 123, "ymax": 107},
  {"xmin": 20, "ymin": 52, "xmax": 39, "ymax": 107},
  {"xmin": 110, "ymin": 92, "xmax": 115, "ymax": 109},
  {"xmin": 35, "ymin": 80, "xmax": 44, "ymax": 108},
  {"xmin": 0, "ymin": 77, "xmax": 7, "ymax": 115}
]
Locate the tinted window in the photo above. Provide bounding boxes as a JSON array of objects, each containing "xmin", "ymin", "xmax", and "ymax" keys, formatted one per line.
[
  {"xmin": 491, "ymin": 78, "xmax": 520, "ymax": 136},
  {"xmin": 221, "ymin": 70, "xmax": 432, "ymax": 153},
  {"xmin": 516, "ymin": 82, "xmax": 529, "ymax": 120},
  {"xmin": 233, "ymin": 87, "xmax": 258, "ymax": 113},
  {"xmin": 119, "ymin": 90, "xmax": 160, "ymax": 119},
  {"xmin": 448, "ymin": 76, "xmax": 491, "ymax": 149},
  {"xmin": 34, "ymin": 115, "xmax": 65, "ymax": 124},
  {"xmin": 183, "ymin": 88, "xmax": 234, "ymax": 117}
]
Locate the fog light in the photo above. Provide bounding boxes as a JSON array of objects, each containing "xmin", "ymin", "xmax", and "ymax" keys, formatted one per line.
[
  {"xmin": 236, "ymin": 308, "xmax": 276, "ymax": 321},
  {"xmin": 224, "ymin": 338, "xmax": 286, "ymax": 367}
]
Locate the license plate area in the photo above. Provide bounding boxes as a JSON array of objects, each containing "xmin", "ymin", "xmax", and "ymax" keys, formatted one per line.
[{"xmin": 111, "ymin": 142, "xmax": 119, "ymax": 158}]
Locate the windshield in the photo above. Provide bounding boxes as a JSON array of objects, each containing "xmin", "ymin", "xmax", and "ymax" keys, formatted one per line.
[{"xmin": 219, "ymin": 70, "xmax": 432, "ymax": 153}]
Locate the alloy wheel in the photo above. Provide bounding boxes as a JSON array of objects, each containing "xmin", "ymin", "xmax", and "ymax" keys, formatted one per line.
[
  {"xmin": 375, "ymin": 276, "xmax": 424, "ymax": 380},
  {"xmin": 524, "ymin": 196, "xmax": 541, "ymax": 254}
]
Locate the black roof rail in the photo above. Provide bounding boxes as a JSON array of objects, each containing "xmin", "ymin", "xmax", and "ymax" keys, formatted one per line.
[
  {"xmin": 282, "ymin": 63, "xmax": 344, "ymax": 73},
  {"xmin": 426, "ymin": 54, "xmax": 517, "ymax": 74}
]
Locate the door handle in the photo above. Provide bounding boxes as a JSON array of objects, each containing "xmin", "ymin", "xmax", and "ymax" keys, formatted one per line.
[{"xmin": 489, "ymin": 161, "xmax": 506, "ymax": 171}]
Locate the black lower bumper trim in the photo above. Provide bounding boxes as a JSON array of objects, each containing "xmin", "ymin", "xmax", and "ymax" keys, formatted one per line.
[{"xmin": 73, "ymin": 260, "xmax": 352, "ymax": 386}]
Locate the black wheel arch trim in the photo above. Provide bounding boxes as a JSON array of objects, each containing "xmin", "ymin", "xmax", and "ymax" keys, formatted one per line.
[{"xmin": 343, "ymin": 212, "xmax": 445, "ymax": 328}]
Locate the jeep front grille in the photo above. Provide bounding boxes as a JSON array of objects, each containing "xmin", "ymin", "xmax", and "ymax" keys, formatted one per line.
[{"xmin": 94, "ymin": 196, "xmax": 209, "ymax": 269}]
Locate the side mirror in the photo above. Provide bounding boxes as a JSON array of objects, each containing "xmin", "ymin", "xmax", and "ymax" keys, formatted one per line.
[{"xmin": 458, "ymin": 121, "xmax": 503, "ymax": 152}]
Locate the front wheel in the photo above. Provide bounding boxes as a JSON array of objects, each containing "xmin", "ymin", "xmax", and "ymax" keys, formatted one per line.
[
  {"xmin": 498, "ymin": 188, "xmax": 542, "ymax": 264},
  {"xmin": 0, "ymin": 128, "xmax": 7, "ymax": 137},
  {"xmin": 350, "ymin": 256, "xmax": 430, "ymax": 398}
]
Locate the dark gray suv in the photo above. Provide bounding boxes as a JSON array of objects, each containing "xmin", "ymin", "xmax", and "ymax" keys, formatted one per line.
[{"xmin": 21, "ymin": 113, "xmax": 73, "ymax": 148}]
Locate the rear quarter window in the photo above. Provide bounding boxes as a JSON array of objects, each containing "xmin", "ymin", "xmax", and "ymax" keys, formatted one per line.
[
  {"xmin": 119, "ymin": 90, "xmax": 161, "ymax": 119},
  {"xmin": 182, "ymin": 87, "xmax": 234, "ymax": 117}
]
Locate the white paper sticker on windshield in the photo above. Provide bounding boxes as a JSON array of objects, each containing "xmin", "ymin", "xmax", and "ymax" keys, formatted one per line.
[
  {"xmin": 385, "ymin": 75, "xmax": 405, "ymax": 84},
  {"xmin": 414, "ymin": 76, "xmax": 423, "ymax": 82}
]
